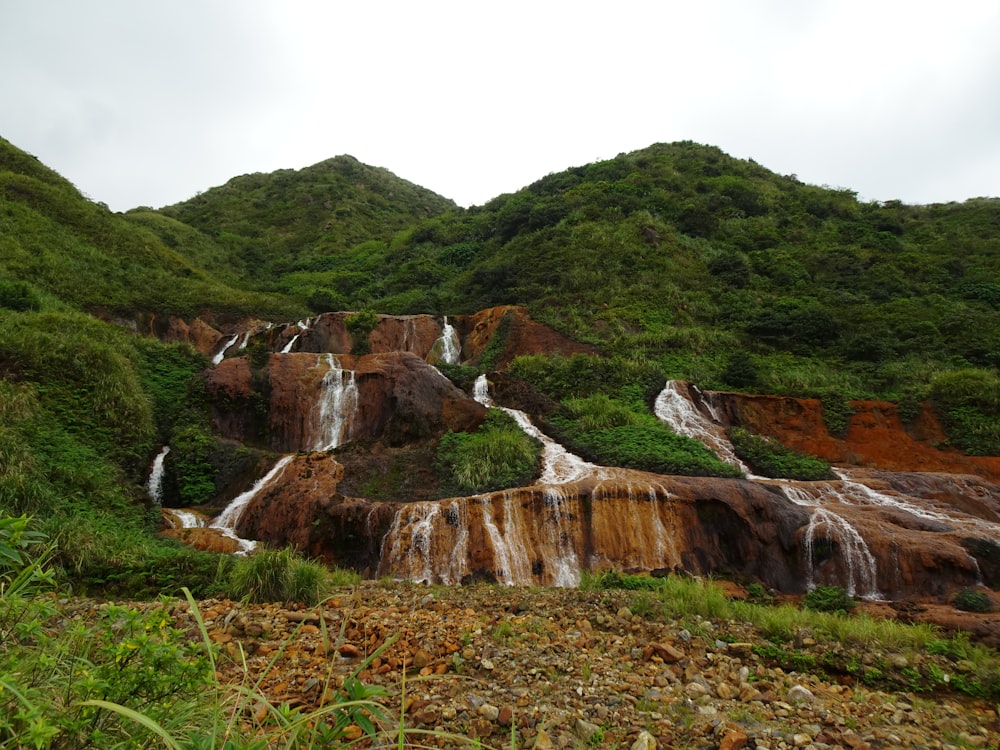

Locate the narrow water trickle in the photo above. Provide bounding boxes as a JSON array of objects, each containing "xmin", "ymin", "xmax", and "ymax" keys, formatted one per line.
[
  {"xmin": 474, "ymin": 375, "xmax": 598, "ymax": 484},
  {"xmin": 210, "ymin": 455, "xmax": 294, "ymax": 555},
  {"xmin": 146, "ymin": 446, "xmax": 170, "ymax": 504},
  {"xmin": 437, "ymin": 317, "xmax": 461, "ymax": 365},
  {"xmin": 166, "ymin": 509, "xmax": 204, "ymax": 529},
  {"xmin": 211, "ymin": 334, "xmax": 240, "ymax": 365},
  {"xmin": 541, "ymin": 486, "xmax": 581, "ymax": 587},
  {"xmin": 782, "ymin": 484, "xmax": 880, "ymax": 598}
]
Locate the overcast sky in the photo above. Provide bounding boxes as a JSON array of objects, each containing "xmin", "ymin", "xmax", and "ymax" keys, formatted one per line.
[{"xmin": 3, "ymin": 1, "xmax": 999, "ymax": 212}]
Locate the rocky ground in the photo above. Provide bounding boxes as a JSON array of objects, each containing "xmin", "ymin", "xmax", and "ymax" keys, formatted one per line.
[{"xmin": 160, "ymin": 583, "xmax": 1000, "ymax": 750}]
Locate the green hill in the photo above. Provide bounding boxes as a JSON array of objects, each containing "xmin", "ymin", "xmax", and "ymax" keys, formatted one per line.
[
  {"xmin": 178, "ymin": 140, "xmax": 1000, "ymax": 405},
  {"xmin": 153, "ymin": 154, "xmax": 458, "ymax": 309},
  {"xmin": 2, "ymin": 135, "xmax": 1000, "ymax": 594}
]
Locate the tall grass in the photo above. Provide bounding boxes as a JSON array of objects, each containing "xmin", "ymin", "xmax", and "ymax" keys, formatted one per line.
[{"xmin": 436, "ymin": 410, "xmax": 541, "ymax": 494}]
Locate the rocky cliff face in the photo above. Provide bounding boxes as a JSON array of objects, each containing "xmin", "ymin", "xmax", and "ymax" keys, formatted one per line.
[{"xmin": 149, "ymin": 307, "xmax": 1000, "ymax": 603}]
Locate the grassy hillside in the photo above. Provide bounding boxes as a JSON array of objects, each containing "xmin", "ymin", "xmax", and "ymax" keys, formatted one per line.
[
  {"xmin": 0, "ymin": 137, "xmax": 301, "ymax": 320},
  {"xmin": 1, "ymin": 136, "xmax": 999, "ymax": 595},
  {"xmin": 252, "ymin": 142, "xmax": 1000, "ymax": 407},
  {"xmin": 154, "ymin": 155, "xmax": 458, "ymax": 310}
]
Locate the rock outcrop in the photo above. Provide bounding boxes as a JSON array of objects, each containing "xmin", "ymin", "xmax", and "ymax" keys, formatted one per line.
[{"xmin": 150, "ymin": 308, "xmax": 1000, "ymax": 604}]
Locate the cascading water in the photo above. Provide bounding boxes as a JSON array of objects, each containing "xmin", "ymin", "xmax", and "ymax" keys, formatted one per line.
[
  {"xmin": 656, "ymin": 380, "xmax": 884, "ymax": 598},
  {"xmin": 146, "ymin": 446, "xmax": 170, "ymax": 504},
  {"xmin": 314, "ymin": 354, "xmax": 359, "ymax": 451},
  {"xmin": 474, "ymin": 375, "xmax": 598, "ymax": 484},
  {"xmin": 165, "ymin": 509, "xmax": 204, "ymax": 529},
  {"xmin": 436, "ymin": 317, "xmax": 462, "ymax": 365},
  {"xmin": 480, "ymin": 492, "xmax": 533, "ymax": 585},
  {"xmin": 541, "ymin": 486, "xmax": 582, "ymax": 587},
  {"xmin": 781, "ymin": 484, "xmax": 880, "ymax": 598},
  {"xmin": 653, "ymin": 381, "xmax": 749, "ymax": 472},
  {"xmin": 211, "ymin": 334, "xmax": 239, "ymax": 365},
  {"xmin": 379, "ymin": 500, "xmax": 471, "ymax": 584},
  {"xmin": 281, "ymin": 318, "xmax": 311, "ymax": 353},
  {"xmin": 210, "ymin": 455, "xmax": 294, "ymax": 554}
]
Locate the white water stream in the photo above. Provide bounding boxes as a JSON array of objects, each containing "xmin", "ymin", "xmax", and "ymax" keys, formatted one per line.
[
  {"xmin": 314, "ymin": 354, "xmax": 359, "ymax": 451},
  {"xmin": 474, "ymin": 375, "xmax": 598, "ymax": 485},
  {"xmin": 146, "ymin": 446, "xmax": 170, "ymax": 504},
  {"xmin": 281, "ymin": 318, "xmax": 312, "ymax": 353},
  {"xmin": 435, "ymin": 317, "xmax": 462, "ymax": 365},
  {"xmin": 653, "ymin": 380, "xmax": 882, "ymax": 598},
  {"xmin": 210, "ymin": 455, "xmax": 294, "ymax": 554}
]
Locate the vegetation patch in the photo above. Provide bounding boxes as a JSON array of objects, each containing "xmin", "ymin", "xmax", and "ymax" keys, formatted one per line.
[
  {"xmin": 928, "ymin": 368, "xmax": 1000, "ymax": 455},
  {"xmin": 436, "ymin": 410, "xmax": 541, "ymax": 494},
  {"xmin": 729, "ymin": 426, "xmax": 835, "ymax": 480}
]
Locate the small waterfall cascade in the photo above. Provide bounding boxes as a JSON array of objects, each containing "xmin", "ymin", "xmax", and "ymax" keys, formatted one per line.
[
  {"xmin": 654, "ymin": 381, "xmax": 749, "ymax": 472},
  {"xmin": 480, "ymin": 492, "xmax": 533, "ymax": 585},
  {"xmin": 379, "ymin": 500, "xmax": 470, "ymax": 584},
  {"xmin": 590, "ymin": 481, "xmax": 680, "ymax": 572},
  {"xmin": 781, "ymin": 484, "xmax": 880, "ymax": 598},
  {"xmin": 473, "ymin": 375, "xmax": 598, "ymax": 484},
  {"xmin": 313, "ymin": 354, "xmax": 359, "ymax": 451},
  {"xmin": 210, "ymin": 455, "xmax": 294, "ymax": 554},
  {"xmin": 146, "ymin": 446, "xmax": 170, "ymax": 504},
  {"xmin": 211, "ymin": 334, "xmax": 240, "ymax": 365},
  {"xmin": 281, "ymin": 318, "xmax": 312, "ymax": 354},
  {"xmin": 541, "ymin": 486, "xmax": 582, "ymax": 587},
  {"xmin": 165, "ymin": 509, "xmax": 204, "ymax": 529},
  {"xmin": 401, "ymin": 317, "xmax": 420, "ymax": 354},
  {"xmin": 434, "ymin": 317, "xmax": 462, "ymax": 365}
]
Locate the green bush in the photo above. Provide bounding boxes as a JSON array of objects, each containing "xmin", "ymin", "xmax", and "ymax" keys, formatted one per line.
[
  {"xmin": 226, "ymin": 546, "xmax": 333, "ymax": 604},
  {"xmin": 729, "ymin": 427, "xmax": 835, "ymax": 480},
  {"xmin": 803, "ymin": 585, "xmax": 856, "ymax": 614},
  {"xmin": 436, "ymin": 409, "xmax": 540, "ymax": 494},
  {"xmin": 549, "ymin": 412, "xmax": 741, "ymax": 479},
  {"xmin": 953, "ymin": 587, "xmax": 993, "ymax": 613},
  {"xmin": 0, "ymin": 280, "xmax": 42, "ymax": 311},
  {"xmin": 561, "ymin": 393, "xmax": 642, "ymax": 431},
  {"xmin": 169, "ymin": 424, "xmax": 218, "ymax": 506},
  {"xmin": 820, "ymin": 392, "xmax": 855, "ymax": 437},
  {"xmin": 345, "ymin": 309, "xmax": 379, "ymax": 355}
]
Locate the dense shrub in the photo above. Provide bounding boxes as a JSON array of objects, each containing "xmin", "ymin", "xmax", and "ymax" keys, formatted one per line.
[
  {"xmin": 928, "ymin": 369, "xmax": 1000, "ymax": 455},
  {"xmin": 803, "ymin": 585, "xmax": 856, "ymax": 614},
  {"xmin": 953, "ymin": 588, "xmax": 993, "ymax": 613},
  {"xmin": 436, "ymin": 410, "xmax": 540, "ymax": 494},
  {"xmin": 226, "ymin": 546, "xmax": 340, "ymax": 604},
  {"xmin": 549, "ymin": 414, "xmax": 741, "ymax": 479}
]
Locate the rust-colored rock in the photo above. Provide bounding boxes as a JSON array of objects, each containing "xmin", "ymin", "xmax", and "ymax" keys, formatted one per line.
[
  {"xmin": 712, "ymin": 391, "xmax": 1000, "ymax": 483},
  {"xmin": 203, "ymin": 351, "xmax": 486, "ymax": 452},
  {"xmin": 457, "ymin": 306, "xmax": 598, "ymax": 369}
]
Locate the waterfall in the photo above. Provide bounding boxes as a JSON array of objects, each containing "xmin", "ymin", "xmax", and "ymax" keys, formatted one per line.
[
  {"xmin": 210, "ymin": 455, "xmax": 293, "ymax": 554},
  {"xmin": 211, "ymin": 334, "xmax": 239, "ymax": 365},
  {"xmin": 379, "ymin": 500, "xmax": 470, "ymax": 584},
  {"xmin": 480, "ymin": 492, "xmax": 533, "ymax": 585},
  {"xmin": 473, "ymin": 374, "xmax": 599, "ymax": 484},
  {"xmin": 165, "ymin": 509, "xmax": 204, "ymax": 529},
  {"xmin": 654, "ymin": 381, "xmax": 748, "ymax": 472},
  {"xmin": 281, "ymin": 318, "xmax": 312, "ymax": 353},
  {"xmin": 782, "ymin": 484, "xmax": 880, "ymax": 598},
  {"xmin": 314, "ymin": 354, "xmax": 359, "ymax": 451},
  {"xmin": 437, "ymin": 317, "xmax": 462, "ymax": 365},
  {"xmin": 146, "ymin": 446, "xmax": 170, "ymax": 504},
  {"xmin": 541, "ymin": 487, "xmax": 582, "ymax": 587}
]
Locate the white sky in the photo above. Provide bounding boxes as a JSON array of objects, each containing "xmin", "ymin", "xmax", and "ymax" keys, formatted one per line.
[{"xmin": 2, "ymin": 1, "xmax": 999, "ymax": 212}]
